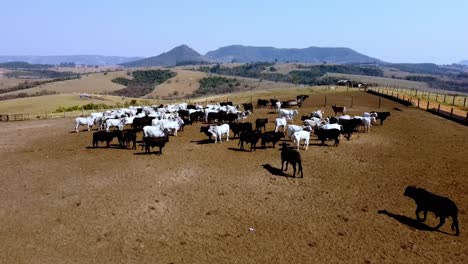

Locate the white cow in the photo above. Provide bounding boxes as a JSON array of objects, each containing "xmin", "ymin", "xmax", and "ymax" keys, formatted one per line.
[
  {"xmin": 321, "ymin": 123, "xmax": 343, "ymax": 130},
  {"xmin": 275, "ymin": 117, "xmax": 288, "ymax": 132},
  {"xmin": 275, "ymin": 101, "xmax": 282, "ymax": 112},
  {"xmin": 303, "ymin": 117, "xmax": 322, "ymax": 130},
  {"xmin": 105, "ymin": 118, "xmax": 124, "ymax": 132},
  {"xmin": 143, "ymin": 125, "xmax": 167, "ymax": 138},
  {"xmin": 75, "ymin": 117, "xmax": 95, "ymax": 132},
  {"xmin": 159, "ymin": 118, "xmax": 184, "ymax": 136},
  {"xmin": 278, "ymin": 109, "xmax": 299, "ymax": 121},
  {"xmin": 292, "ymin": 130, "xmax": 311, "ymax": 150},
  {"xmin": 312, "ymin": 110, "xmax": 324, "ymax": 119},
  {"xmin": 354, "ymin": 116, "xmax": 376, "ymax": 133},
  {"xmin": 287, "ymin": 124, "xmax": 304, "ymax": 139},
  {"xmin": 208, "ymin": 124, "xmax": 230, "ymax": 143}
]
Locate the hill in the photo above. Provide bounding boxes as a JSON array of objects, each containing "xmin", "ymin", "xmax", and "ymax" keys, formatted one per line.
[
  {"xmin": 205, "ymin": 45, "xmax": 381, "ymax": 64},
  {"xmin": 121, "ymin": 45, "xmax": 207, "ymax": 67},
  {"xmin": 0, "ymin": 55, "xmax": 142, "ymax": 66},
  {"xmin": 459, "ymin": 60, "xmax": 468, "ymax": 66}
]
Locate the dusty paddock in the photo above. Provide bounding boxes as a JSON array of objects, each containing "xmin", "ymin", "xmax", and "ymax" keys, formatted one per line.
[{"xmin": 0, "ymin": 92, "xmax": 467, "ymax": 263}]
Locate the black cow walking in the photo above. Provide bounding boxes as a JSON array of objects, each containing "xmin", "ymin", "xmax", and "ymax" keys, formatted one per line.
[
  {"xmin": 280, "ymin": 143, "xmax": 303, "ymax": 177},
  {"xmin": 404, "ymin": 186, "xmax": 459, "ymax": 236}
]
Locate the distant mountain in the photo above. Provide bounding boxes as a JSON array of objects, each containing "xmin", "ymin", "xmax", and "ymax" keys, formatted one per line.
[
  {"xmin": 0, "ymin": 55, "xmax": 142, "ymax": 66},
  {"xmin": 121, "ymin": 45, "xmax": 207, "ymax": 67},
  {"xmin": 459, "ymin": 60, "xmax": 468, "ymax": 66},
  {"xmin": 205, "ymin": 45, "xmax": 381, "ymax": 64}
]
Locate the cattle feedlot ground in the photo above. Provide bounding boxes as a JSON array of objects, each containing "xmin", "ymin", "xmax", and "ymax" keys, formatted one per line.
[{"xmin": 0, "ymin": 92, "xmax": 467, "ymax": 263}]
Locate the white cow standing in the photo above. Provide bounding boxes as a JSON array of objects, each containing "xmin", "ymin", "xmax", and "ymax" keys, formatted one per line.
[
  {"xmin": 292, "ymin": 130, "xmax": 311, "ymax": 150},
  {"xmin": 105, "ymin": 118, "xmax": 125, "ymax": 132},
  {"xmin": 208, "ymin": 124, "xmax": 230, "ymax": 143},
  {"xmin": 275, "ymin": 117, "xmax": 288, "ymax": 132},
  {"xmin": 75, "ymin": 117, "xmax": 95, "ymax": 132}
]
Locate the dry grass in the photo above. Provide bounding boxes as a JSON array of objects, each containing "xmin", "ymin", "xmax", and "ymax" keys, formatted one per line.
[
  {"xmin": 0, "ymin": 94, "xmax": 144, "ymax": 114},
  {"xmin": 0, "ymin": 71, "xmax": 128, "ymax": 96}
]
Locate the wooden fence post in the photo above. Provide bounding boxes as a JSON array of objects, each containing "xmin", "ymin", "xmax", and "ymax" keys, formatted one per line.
[
  {"xmin": 450, "ymin": 108, "xmax": 453, "ymax": 117},
  {"xmin": 466, "ymin": 112, "xmax": 468, "ymax": 121},
  {"xmin": 464, "ymin": 97, "xmax": 467, "ymax": 108},
  {"xmin": 417, "ymin": 98, "xmax": 420, "ymax": 108},
  {"xmin": 438, "ymin": 104, "xmax": 440, "ymax": 112},
  {"xmin": 436, "ymin": 93, "xmax": 439, "ymax": 102},
  {"xmin": 452, "ymin": 96, "xmax": 456, "ymax": 106},
  {"xmin": 426, "ymin": 101, "xmax": 429, "ymax": 110},
  {"xmin": 444, "ymin": 94, "xmax": 447, "ymax": 103}
]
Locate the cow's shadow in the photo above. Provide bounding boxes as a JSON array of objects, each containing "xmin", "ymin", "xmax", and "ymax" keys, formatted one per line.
[
  {"xmin": 134, "ymin": 152, "xmax": 162, "ymax": 156},
  {"xmin": 190, "ymin": 139, "xmax": 213, "ymax": 145},
  {"xmin": 227, "ymin": 147, "xmax": 249, "ymax": 152},
  {"xmin": 377, "ymin": 210, "xmax": 451, "ymax": 235},
  {"xmin": 262, "ymin": 164, "xmax": 292, "ymax": 177}
]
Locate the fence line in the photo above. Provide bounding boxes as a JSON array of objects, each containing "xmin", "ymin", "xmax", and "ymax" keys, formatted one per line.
[{"xmin": 367, "ymin": 88, "xmax": 468, "ymax": 126}]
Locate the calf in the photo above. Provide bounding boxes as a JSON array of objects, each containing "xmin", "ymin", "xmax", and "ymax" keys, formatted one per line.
[
  {"xmin": 275, "ymin": 117, "xmax": 287, "ymax": 133},
  {"xmin": 404, "ymin": 186, "xmax": 459, "ymax": 236},
  {"xmin": 200, "ymin": 126, "xmax": 212, "ymax": 140},
  {"xmin": 242, "ymin": 103, "xmax": 254, "ymax": 113},
  {"xmin": 287, "ymin": 124, "xmax": 303, "ymax": 139},
  {"xmin": 371, "ymin": 111, "xmax": 391, "ymax": 125},
  {"xmin": 315, "ymin": 128, "xmax": 341, "ymax": 146},
  {"xmin": 143, "ymin": 136, "xmax": 169, "ymax": 155},
  {"xmin": 280, "ymin": 143, "xmax": 303, "ymax": 178},
  {"xmin": 332, "ymin": 105, "xmax": 347, "ymax": 116},
  {"xmin": 292, "ymin": 130, "xmax": 311, "ymax": 150},
  {"xmin": 92, "ymin": 131, "xmax": 120, "ymax": 148},
  {"xmin": 261, "ymin": 131, "xmax": 285, "ymax": 148},
  {"xmin": 255, "ymin": 118, "xmax": 268, "ymax": 132},
  {"xmin": 238, "ymin": 130, "xmax": 262, "ymax": 151},
  {"xmin": 338, "ymin": 118, "xmax": 362, "ymax": 140},
  {"xmin": 118, "ymin": 129, "xmax": 137, "ymax": 149},
  {"xmin": 257, "ymin": 99, "xmax": 269, "ymax": 108},
  {"xmin": 230, "ymin": 122, "xmax": 253, "ymax": 138}
]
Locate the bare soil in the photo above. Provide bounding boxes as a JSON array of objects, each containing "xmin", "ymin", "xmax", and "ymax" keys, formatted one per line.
[{"xmin": 0, "ymin": 92, "xmax": 467, "ymax": 263}]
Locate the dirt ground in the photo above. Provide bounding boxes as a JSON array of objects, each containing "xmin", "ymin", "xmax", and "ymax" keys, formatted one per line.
[{"xmin": 0, "ymin": 92, "xmax": 467, "ymax": 263}]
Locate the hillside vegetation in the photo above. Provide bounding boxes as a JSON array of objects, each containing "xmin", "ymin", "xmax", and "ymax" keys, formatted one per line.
[{"xmin": 111, "ymin": 69, "xmax": 176, "ymax": 97}]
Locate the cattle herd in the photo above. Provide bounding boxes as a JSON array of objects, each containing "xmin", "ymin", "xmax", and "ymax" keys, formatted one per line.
[
  {"xmin": 71, "ymin": 95, "xmax": 465, "ymax": 236},
  {"xmin": 74, "ymin": 95, "xmax": 391, "ymax": 177}
]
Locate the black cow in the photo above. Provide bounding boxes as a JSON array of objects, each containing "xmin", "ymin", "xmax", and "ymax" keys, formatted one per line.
[
  {"xmin": 133, "ymin": 115, "xmax": 154, "ymax": 132},
  {"xmin": 404, "ymin": 186, "xmax": 459, "ymax": 236},
  {"xmin": 187, "ymin": 104, "xmax": 197, "ymax": 110},
  {"xmin": 178, "ymin": 110, "xmax": 189, "ymax": 119},
  {"xmin": 92, "ymin": 131, "xmax": 120, "ymax": 148},
  {"xmin": 270, "ymin": 99, "xmax": 279, "ymax": 108},
  {"xmin": 338, "ymin": 118, "xmax": 362, "ymax": 140},
  {"xmin": 315, "ymin": 128, "xmax": 341, "ymax": 146},
  {"xmin": 371, "ymin": 111, "xmax": 391, "ymax": 125},
  {"xmin": 118, "ymin": 129, "xmax": 136, "ymax": 149},
  {"xmin": 257, "ymin": 99, "xmax": 269, "ymax": 108},
  {"xmin": 224, "ymin": 113, "xmax": 239, "ymax": 123},
  {"xmin": 280, "ymin": 143, "xmax": 303, "ymax": 178},
  {"xmin": 297, "ymin": 95, "xmax": 309, "ymax": 106},
  {"xmin": 255, "ymin": 118, "xmax": 268, "ymax": 132},
  {"xmin": 230, "ymin": 122, "xmax": 253, "ymax": 138},
  {"xmin": 238, "ymin": 130, "xmax": 262, "ymax": 151},
  {"xmin": 301, "ymin": 115, "xmax": 311, "ymax": 121},
  {"xmin": 242, "ymin": 103, "xmax": 254, "ymax": 113},
  {"xmin": 200, "ymin": 126, "xmax": 212, "ymax": 140},
  {"xmin": 220, "ymin": 101, "xmax": 233, "ymax": 106},
  {"xmin": 328, "ymin": 116, "xmax": 339, "ymax": 124},
  {"xmin": 261, "ymin": 131, "xmax": 285, "ymax": 148},
  {"xmin": 143, "ymin": 136, "xmax": 169, "ymax": 155},
  {"xmin": 189, "ymin": 111, "xmax": 204, "ymax": 123}
]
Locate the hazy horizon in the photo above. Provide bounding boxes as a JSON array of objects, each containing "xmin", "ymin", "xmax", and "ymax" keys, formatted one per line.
[{"xmin": 2, "ymin": 0, "xmax": 467, "ymax": 64}]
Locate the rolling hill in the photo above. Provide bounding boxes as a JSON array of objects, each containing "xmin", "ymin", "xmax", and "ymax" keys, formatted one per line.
[
  {"xmin": 459, "ymin": 60, "xmax": 468, "ymax": 66},
  {"xmin": 205, "ymin": 45, "xmax": 381, "ymax": 64},
  {"xmin": 121, "ymin": 45, "xmax": 208, "ymax": 67},
  {"xmin": 0, "ymin": 55, "xmax": 142, "ymax": 66}
]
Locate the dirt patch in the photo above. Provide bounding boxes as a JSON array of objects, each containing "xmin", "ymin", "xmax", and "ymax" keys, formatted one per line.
[{"xmin": 0, "ymin": 92, "xmax": 467, "ymax": 263}]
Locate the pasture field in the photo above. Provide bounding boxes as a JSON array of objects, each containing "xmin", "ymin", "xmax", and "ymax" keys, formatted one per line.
[
  {"xmin": 0, "ymin": 94, "xmax": 148, "ymax": 114},
  {"xmin": 0, "ymin": 91, "xmax": 466, "ymax": 263},
  {"xmin": 145, "ymin": 69, "xmax": 208, "ymax": 99},
  {"xmin": 0, "ymin": 71, "xmax": 128, "ymax": 96}
]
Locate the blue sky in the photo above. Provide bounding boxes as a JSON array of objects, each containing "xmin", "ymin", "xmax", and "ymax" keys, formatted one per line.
[{"xmin": 1, "ymin": 0, "xmax": 467, "ymax": 64}]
